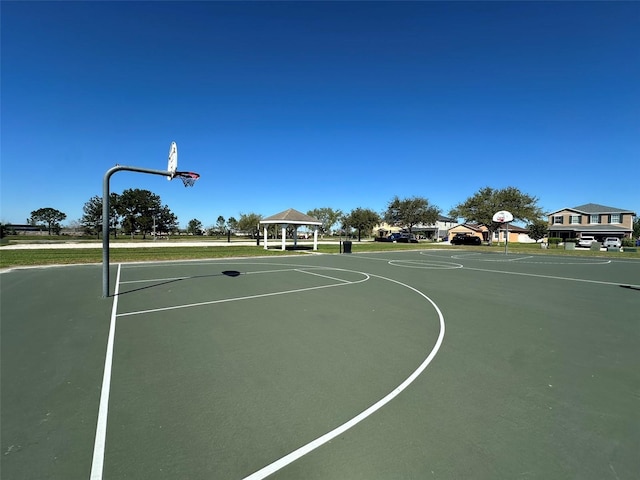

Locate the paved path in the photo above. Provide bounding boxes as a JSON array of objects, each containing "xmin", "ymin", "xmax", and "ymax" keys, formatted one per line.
[{"xmin": 1, "ymin": 240, "xmax": 337, "ymax": 250}]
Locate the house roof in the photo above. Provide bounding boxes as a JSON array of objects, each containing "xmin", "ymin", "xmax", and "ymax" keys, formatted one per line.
[
  {"xmin": 259, "ymin": 208, "xmax": 322, "ymax": 226},
  {"xmin": 501, "ymin": 225, "xmax": 529, "ymax": 233},
  {"xmin": 449, "ymin": 223, "xmax": 529, "ymax": 233},
  {"xmin": 448, "ymin": 223, "xmax": 483, "ymax": 232},
  {"xmin": 549, "ymin": 203, "xmax": 636, "ymax": 215}
]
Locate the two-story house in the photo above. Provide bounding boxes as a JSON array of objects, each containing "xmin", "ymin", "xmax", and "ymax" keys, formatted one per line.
[{"xmin": 547, "ymin": 203, "xmax": 636, "ymax": 242}]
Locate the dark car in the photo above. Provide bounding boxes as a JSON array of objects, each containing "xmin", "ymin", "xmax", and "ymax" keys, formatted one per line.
[
  {"xmin": 388, "ymin": 232, "xmax": 418, "ymax": 243},
  {"xmin": 450, "ymin": 233, "xmax": 482, "ymax": 245}
]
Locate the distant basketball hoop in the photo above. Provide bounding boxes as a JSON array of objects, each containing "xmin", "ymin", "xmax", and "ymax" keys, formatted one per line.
[
  {"xmin": 492, "ymin": 210, "xmax": 514, "ymax": 223},
  {"xmin": 492, "ymin": 210, "xmax": 514, "ymax": 255}
]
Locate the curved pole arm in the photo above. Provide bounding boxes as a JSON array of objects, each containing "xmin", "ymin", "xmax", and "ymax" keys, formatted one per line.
[{"xmin": 102, "ymin": 166, "xmax": 171, "ymax": 298}]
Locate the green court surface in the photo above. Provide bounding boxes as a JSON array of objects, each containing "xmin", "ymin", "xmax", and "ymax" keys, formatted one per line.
[{"xmin": 2, "ymin": 251, "xmax": 639, "ymax": 479}]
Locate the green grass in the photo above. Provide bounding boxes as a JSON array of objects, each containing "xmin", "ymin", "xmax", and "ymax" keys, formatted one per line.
[{"xmin": 1, "ymin": 240, "xmax": 638, "ymax": 269}]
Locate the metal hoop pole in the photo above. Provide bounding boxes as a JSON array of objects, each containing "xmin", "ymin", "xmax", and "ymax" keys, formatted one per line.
[{"xmin": 102, "ymin": 165, "xmax": 172, "ymax": 298}]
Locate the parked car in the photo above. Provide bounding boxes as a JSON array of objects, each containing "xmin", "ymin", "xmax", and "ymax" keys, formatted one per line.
[
  {"xmin": 388, "ymin": 232, "xmax": 418, "ymax": 243},
  {"xmin": 603, "ymin": 237, "xmax": 621, "ymax": 249},
  {"xmin": 450, "ymin": 233, "xmax": 482, "ymax": 245},
  {"xmin": 577, "ymin": 236, "xmax": 596, "ymax": 248}
]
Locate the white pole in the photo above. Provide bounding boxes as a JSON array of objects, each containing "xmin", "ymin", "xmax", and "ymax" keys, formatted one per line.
[
  {"xmin": 281, "ymin": 224, "xmax": 287, "ymax": 251},
  {"xmin": 505, "ymin": 222, "xmax": 509, "ymax": 255},
  {"xmin": 263, "ymin": 225, "xmax": 268, "ymax": 250}
]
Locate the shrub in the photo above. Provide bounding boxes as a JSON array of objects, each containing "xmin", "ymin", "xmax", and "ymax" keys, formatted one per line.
[
  {"xmin": 622, "ymin": 238, "xmax": 635, "ymax": 247},
  {"xmin": 548, "ymin": 237, "xmax": 562, "ymax": 248}
]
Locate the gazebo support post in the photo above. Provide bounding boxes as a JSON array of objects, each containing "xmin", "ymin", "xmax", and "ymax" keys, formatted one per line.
[{"xmin": 281, "ymin": 224, "xmax": 287, "ymax": 251}]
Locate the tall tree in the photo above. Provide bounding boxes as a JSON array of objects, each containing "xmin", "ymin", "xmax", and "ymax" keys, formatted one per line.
[
  {"xmin": 187, "ymin": 218, "xmax": 203, "ymax": 235},
  {"xmin": 345, "ymin": 208, "xmax": 380, "ymax": 241},
  {"xmin": 527, "ymin": 219, "xmax": 549, "ymax": 243},
  {"xmin": 81, "ymin": 196, "xmax": 103, "ymax": 237},
  {"xmin": 80, "ymin": 194, "xmax": 121, "ymax": 238},
  {"xmin": 215, "ymin": 215, "xmax": 226, "ymax": 234},
  {"xmin": 155, "ymin": 205, "xmax": 178, "ymax": 235},
  {"xmin": 237, "ymin": 213, "xmax": 262, "ymax": 237},
  {"xmin": 449, "ymin": 186, "xmax": 543, "ymax": 245},
  {"xmin": 383, "ymin": 196, "xmax": 440, "ymax": 235},
  {"xmin": 307, "ymin": 207, "xmax": 342, "ymax": 237},
  {"xmin": 109, "ymin": 193, "xmax": 122, "ymax": 238},
  {"xmin": 117, "ymin": 189, "xmax": 170, "ymax": 239},
  {"xmin": 29, "ymin": 207, "xmax": 67, "ymax": 235},
  {"xmin": 227, "ymin": 216, "xmax": 238, "ymax": 233}
]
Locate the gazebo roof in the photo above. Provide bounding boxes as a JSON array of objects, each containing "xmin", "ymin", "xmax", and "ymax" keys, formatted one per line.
[{"xmin": 260, "ymin": 208, "xmax": 322, "ymax": 226}]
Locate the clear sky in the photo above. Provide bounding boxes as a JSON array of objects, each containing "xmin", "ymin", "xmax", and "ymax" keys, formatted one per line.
[{"xmin": 2, "ymin": 1, "xmax": 639, "ymax": 229}]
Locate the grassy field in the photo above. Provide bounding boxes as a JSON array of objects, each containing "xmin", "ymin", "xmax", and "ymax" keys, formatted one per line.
[{"xmin": 1, "ymin": 239, "xmax": 638, "ymax": 269}]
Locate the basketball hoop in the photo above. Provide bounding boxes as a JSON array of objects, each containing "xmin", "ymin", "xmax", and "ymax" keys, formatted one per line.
[
  {"xmin": 492, "ymin": 210, "xmax": 514, "ymax": 223},
  {"xmin": 174, "ymin": 171, "xmax": 200, "ymax": 187}
]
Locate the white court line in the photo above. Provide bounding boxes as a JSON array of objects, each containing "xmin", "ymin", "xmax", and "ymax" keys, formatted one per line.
[
  {"xmin": 243, "ymin": 272, "xmax": 445, "ymax": 480},
  {"xmin": 90, "ymin": 264, "xmax": 122, "ymax": 480},
  {"xmin": 447, "ymin": 252, "xmax": 612, "ymax": 265},
  {"xmin": 464, "ymin": 266, "xmax": 640, "ymax": 287},
  {"xmin": 118, "ymin": 266, "xmax": 330, "ymax": 285},
  {"xmin": 116, "ymin": 271, "xmax": 369, "ymax": 318},
  {"xmin": 506, "ymin": 255, "xmax": 533, "ymax": 262},
  {"xmin": 295, "ymin": 268, "xmax": 354, "ymax": 283},
  {"xmin": 120, "ymin": 276, "xmax": 189, "ymax": 284},
  {"xmin": 388, "ymin": 259, "xmax": 463, "ymax": 270}
]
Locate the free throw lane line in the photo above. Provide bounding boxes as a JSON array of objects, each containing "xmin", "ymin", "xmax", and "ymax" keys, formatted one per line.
[{"xmin": 116, "ymin": 270, "xmax": 369, "ymax": 318}]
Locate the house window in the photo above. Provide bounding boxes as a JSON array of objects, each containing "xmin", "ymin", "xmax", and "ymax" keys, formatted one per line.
[
  {"xmin": 570, "ymin": 215, "xmax": 581, "ymax": 224},
  {"xmin": 493, "ymin": 230, "xmax": 500, "ymax": 239},
  {"xmin": 610, "ymin": 214, "xmax": 621, "ymax": 223},
  {"xmin": 590, "ymin": 214, "xmax": 600, "ymax": 224},
  {"xmin": 553, "ymin": 215, "xmax": 563, "ymax": 225}
]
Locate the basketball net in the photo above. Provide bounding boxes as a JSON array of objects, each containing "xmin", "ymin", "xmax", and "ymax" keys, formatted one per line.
[{"xmin": 174, "ymin": 172, "xmax": 200, "ymax": 187}]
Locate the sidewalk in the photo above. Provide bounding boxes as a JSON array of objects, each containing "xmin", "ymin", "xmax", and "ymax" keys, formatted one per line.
[{"xmin": 0, "ymin": 240, "xmax": 337, "ymax": 250}]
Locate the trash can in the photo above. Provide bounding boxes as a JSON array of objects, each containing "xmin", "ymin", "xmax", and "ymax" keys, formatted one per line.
[{"xmin": 342, "ymin": 240, "xmax": 352, "ymax": 254}]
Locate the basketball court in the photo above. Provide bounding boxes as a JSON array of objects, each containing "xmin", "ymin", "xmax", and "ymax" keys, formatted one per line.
[{"xmin": 2, "ymin": 249, "xmax": 638, "ymax": 479}]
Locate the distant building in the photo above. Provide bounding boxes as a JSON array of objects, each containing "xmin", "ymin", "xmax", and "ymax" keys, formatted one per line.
[
  {"xmin": 547, "ymin": 203, "xmax": 635, "ymax": 242},
  {"xmin": 447, "ymin": 223, "xmax": 535, "ymax": 243},
  {"xmin": 374, "ymin": 215, "xmax": 458, "ymax": 241},
  {"xmin": 2, "ymin": 224, "xmax": 47, "ymax": 235}
]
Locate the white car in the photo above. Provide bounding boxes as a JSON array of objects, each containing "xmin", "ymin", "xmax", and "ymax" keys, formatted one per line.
[
  {"xmin": 577, "ymin": 236, "xmax": 596, "ymax": 248},
  {"xmin": 603, "ymin": 237, "xmax": 621, "ymax": 248}
]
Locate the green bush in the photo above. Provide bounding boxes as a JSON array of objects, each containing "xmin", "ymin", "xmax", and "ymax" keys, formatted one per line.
[
  {"xmin": 548, "ymin": 237, "xmax": 562, "ymax": 248},
  {"xmin": 622, "ymin": 238, "xmax": 635, "ymax": 247}
]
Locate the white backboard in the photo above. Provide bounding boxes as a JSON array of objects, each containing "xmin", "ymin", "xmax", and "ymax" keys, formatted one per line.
[
  {"xmin": 492, "ymin": 210, "xmax": 514, "ymax": 223},
  {"xmin": 167, "ymin": 141, "xmax": 178, "ymax": 180}
]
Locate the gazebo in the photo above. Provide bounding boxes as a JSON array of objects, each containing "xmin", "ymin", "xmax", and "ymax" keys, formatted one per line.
[{"xmin": 259, "ymin": 208, "xmax": 322, "ymax": 251}]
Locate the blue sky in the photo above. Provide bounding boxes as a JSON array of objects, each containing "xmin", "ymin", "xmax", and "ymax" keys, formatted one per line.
[{"xmin": 2, "ymin": 1, "xmax": 639, "ymax": 229}]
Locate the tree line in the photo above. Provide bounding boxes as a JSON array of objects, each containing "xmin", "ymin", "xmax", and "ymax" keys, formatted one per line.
[{"xmin": 10, "ymin": 186, "xmax": 636, "ymax": 242}]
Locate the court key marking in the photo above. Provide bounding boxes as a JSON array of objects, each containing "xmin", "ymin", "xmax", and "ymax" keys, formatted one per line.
[
  {"xmin": 91, "ymin": 262, "xmax": 446, "ymax": 480},
  {"xmin": 242, "ymin": 269, "xmax": 446, "ymax": 480}
]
